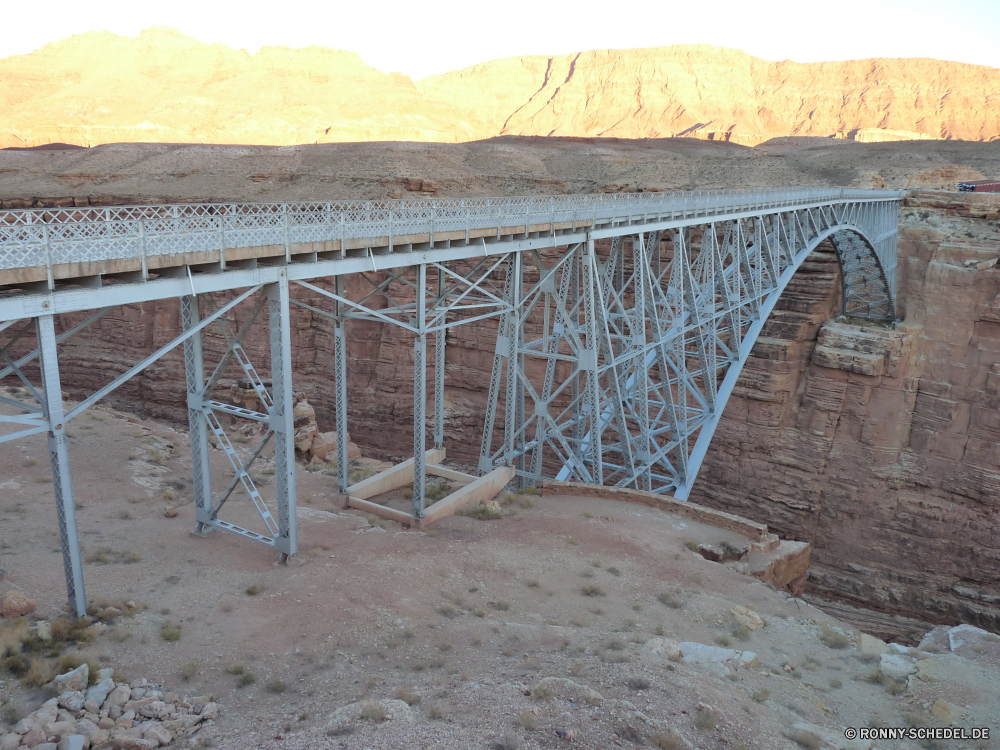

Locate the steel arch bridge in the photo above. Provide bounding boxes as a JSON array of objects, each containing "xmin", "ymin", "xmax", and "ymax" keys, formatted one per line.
[{"xmin": 0, "ymin": 187, "xmax": 902, "ymax": 616}]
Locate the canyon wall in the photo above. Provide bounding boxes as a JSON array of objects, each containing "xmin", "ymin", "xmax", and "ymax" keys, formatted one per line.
[
  {"xmin": 688, "ymin": 190, "xmax": 1000, "ymax": 636},
  {"xmin": 4, "ymin": 29, "xmax": 1000, "ymax": 149}
]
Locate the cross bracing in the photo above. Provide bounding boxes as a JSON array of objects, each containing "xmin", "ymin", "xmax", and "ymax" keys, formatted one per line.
[{"xmin": 0, "ymin": 187, "xmax": 903, "ymax": 616}]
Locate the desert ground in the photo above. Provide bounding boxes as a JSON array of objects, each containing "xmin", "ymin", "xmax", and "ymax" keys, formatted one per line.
[
  {"xmin": 1, "ymin": 137, "xmax": 999, "ymax": 207},
  {"xmin": 1, "ymin": 136, "xmax": 1000, "ymax": 749},
  {"xmin": 1, "ymin": 392, "xmax": 999, "ymax": 750}
]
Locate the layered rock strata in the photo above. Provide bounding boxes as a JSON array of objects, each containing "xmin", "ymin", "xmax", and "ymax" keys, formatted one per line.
[{"xmin": 689, "ymin": 190, "xmax": 1000, "ymax": 637}]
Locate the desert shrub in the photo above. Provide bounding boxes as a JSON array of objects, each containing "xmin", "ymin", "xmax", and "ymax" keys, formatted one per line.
[
  {"xmin": 752, "ymin": 687, "xmax": 770, "ymax": 703},
  {"xmin": 651, "ymin": 728, "xmax": 685, "ymax": 750},
  {"xmin": 695, "ymin": 710, "xmax": 716, "ymax": 730},
  {"xmin": 181, "ymin": 661, "xmax": 198, "ymax": 680},
  {"xmin": 787, "ymin": 729, "xmax": 822, "ymax": 750},
  {"xmin": 237, "ymin": 672, "xmax": 255, "ymax": 687},
  {"xmin": 626, "ymin": 676, "xmax": 651, "ymax": 691},
  {"xmin": 266, "ymin": 679, "xmax": 287, "ymax": 693},
  {"xmin": 86, "ymin": 547, "xmax": 141, "ymax": 564},
  {"xmin": 225, "ymin": 663, "xmax": 245, "ymax": 675},
  {"xmin": 360, "ymin": 702, "xmax": 386, "ymax": 722},
  {"xmin": 517, "ymin": 710, "xmax": 537, "ymax": 729},
  {"xmin": 493, "ymin": 730, "xmax": 521, "ymax": 750},
  {"xmin": 581, "ymin": 584, "xmax": 605, "ymax": 597},
  {"xmin": 465, "ymin": 503, "xmax": 502, "ymax": 521},
  {"xmin": 160, "ymin": 621, "xmax": 182, "ymax": 642},
  {"xmin": 818, "ymin": 624, "xmax": 850, "ymax": 649},
  {"xmin": 731, "ymin": 622, "xmax": 751, "ymax": 641},
  {"xmin": 657, "ymin": 592, "xmax": 683, "ymax": 609},
  {"xmin": 394, "ymin": 686, "xmax": 421, "ymax": 705}
]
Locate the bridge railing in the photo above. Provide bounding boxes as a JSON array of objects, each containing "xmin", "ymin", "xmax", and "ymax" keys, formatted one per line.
[{"xmin": 0, "ymin": 187, "xmax": 904, "ymax": 272}]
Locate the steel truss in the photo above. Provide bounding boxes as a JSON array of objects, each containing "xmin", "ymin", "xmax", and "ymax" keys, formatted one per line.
[
  {"xmin": 0, "ymin": 191, "xmax": 900, "ymax": 617},
  {"xmin": 479, "ymin": 203, "xmax": 898, "ymax": 499}
]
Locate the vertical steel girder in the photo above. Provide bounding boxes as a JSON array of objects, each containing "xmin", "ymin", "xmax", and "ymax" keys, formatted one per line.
[
  {"xmin": 333, "ymin": 275, "xmax": 350, "ymax": 493},
  {"xmin": 182, "ymin": 296, "xmax": 214, "ymax": 536},
  {"xmin": 413, "ymin": 264, "xmax": 428, "ymax": 517},
  {"xmin": 268, "ymin": 275, "xmax": 297, "ymax": 557},
  {"xmin": 37, "ymin": 315, "xmax": 87, "ymax": 618},
  {"xmin": 482, "ymin": 202, "xmax": 898, "ymax": 497}
]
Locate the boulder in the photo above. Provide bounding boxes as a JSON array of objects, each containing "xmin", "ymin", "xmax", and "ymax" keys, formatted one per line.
[
  {"xmin": 73, "ymin": 719, "xmax": 98, "ymax": 738},
  {"xmin": 20, "ymin": 730, "xmax": 47, "ymax": 748},
  {"xmin": 85, "ymin": 679, "xmax": 115, "ymax": 709},
  {"xmin": 0, "ymin": 590, "xmax": 36, "ymax": 618},
  {"xmin": 105, "ymin": 686, "xmax": 131, "ymax": 709},
  {"xmin": 143, "ymin": 724, "xmax": 172, "ymax": 745},
  {"xmin": 52, "ymin": 664, "xmax": 89, "ymax": 693},
  {"xmin": 857, "ymin": 633, "xmax": 889, "ymax": 657},
  {"xmin": 0, "ymin": 734, "xmax": 21, "ymax": 750},
  {"xmin": 58, "ymin": 692, "xmax": 85, "ymax": 713},
  {"xmin": 87, "ymin": 730, "xmax": 109, "ymax": 747},
  {"xmin": 930, "ymin": 700, "xmax": 968, "ymax": 725},
  {"xmin": 731, "ymin": 606, "xmax": 765, "ymax": 631},
  {"xmin": 679, "ymin": 642, "xmax": 759, "ymax": 671},
  {"xmin": 56, "ymin": 737, "xmax": 86, "ymax": 750},
  {"xmin": 310, "ymin": 431, "xmax": 361, "ymax": 461},
  {"xmin": 641, "ymin": 637, "xmax": 680, "ymax": 660},
  {"xmin": 879, "ymin": 653, "xmax": 916, "ymax": 682},
  {"xmin": 199, "ymin": 703, "xmax": 219, "ymax": 721}
]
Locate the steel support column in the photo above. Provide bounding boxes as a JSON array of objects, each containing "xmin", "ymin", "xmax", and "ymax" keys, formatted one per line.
[
  {"xmin": 333, "ymin": 275, "xmax": 350, "ymax": 493},
  {"xmin": 181, "ymin": 295, "xmax": 214, "ymax": 535},
  {"xmin": 413, "ymin": 264, "xmax": 428, "ymax": 517},
  {"xmin": 434, "ymin": 266, "xmax": 446, "ymax": 450},
  {"xmin": 268, "ymin": 274, "xmax": 297, "ymax": 559},
  {"xmin": 37, "ymin": 315, "xmax": 87, "ymax": 617}
]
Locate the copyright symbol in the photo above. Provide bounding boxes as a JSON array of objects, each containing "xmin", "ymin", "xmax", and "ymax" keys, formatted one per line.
[{"xmin": 844, "ymin": 728, "xmax": 857, "ymax": 740}]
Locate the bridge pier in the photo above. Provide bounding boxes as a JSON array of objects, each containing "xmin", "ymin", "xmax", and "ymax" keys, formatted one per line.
[{"xmin": 38, "ymin": 315, "xmax": 87, "ymax": 618}]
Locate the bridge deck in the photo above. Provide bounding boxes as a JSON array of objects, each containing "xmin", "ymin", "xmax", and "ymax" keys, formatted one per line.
[{"xmin": 0, "ymin": 188, "xmax": 904, "ymax": 312}]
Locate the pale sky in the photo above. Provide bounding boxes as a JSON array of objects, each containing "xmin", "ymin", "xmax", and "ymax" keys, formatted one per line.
[{"xmin": 2, "ymin": 0, "xmax": 998, "ymax": 80}]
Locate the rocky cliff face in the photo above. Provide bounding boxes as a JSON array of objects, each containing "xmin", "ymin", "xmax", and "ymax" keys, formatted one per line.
[
  {"xmin": 3, "ymin": 30, "xmax": 1000, "ymax": 148},
  {"xmin": 688, "ymin": 190, "xmax": 1000, "ymax": 637},
  {"xmin": 420, "ymin": 47, "xmax": 1000, "ymax": 144}
]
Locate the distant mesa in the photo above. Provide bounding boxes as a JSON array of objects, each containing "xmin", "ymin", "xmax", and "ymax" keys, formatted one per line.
[
  {"xmin": 1, "ymin": 142, "xmax": 88, "ymax": 151},
  {"xmin": 1, "ymin": 28, "xmax": 999, "ymax": 148}
]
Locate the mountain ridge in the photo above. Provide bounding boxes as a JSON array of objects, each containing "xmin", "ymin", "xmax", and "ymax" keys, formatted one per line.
[{"xmin": 2, "ymin": 28, "xmax": 999, "ymax": 148}]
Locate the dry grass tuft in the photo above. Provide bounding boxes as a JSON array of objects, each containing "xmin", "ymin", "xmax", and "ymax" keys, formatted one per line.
[
  {"xmin": 85, "ymin": 547, "xmax": 141, "ymax": 564},
  {"xmin": 651, "ymin": 728, "xmax": 686, "ymax": 750},
  {"xmin": 181, "ymin": 661, "xmax": 198, "ymax": 680},
  {"xmin": 517, "ymin": 710, "xmax": 537, "ymax": 730},
  {"xmin": 360, "ymin": 702, "xmax": 387, "ymax": 722},
  {"xmin": 581, "ymin": 584, "xmax": 605, "ymax": 597},
  {"xmin": 160, "ymin": 621, "xmax": 182, "ymax": 641},
  {"xmin": 626, "ymin": 676, "xmax": 651, "ymax": 691},
  {"xmin": 787, "ymin": 729, "xmax": 823, "ymax": 750},
  {"xmin": 394, "ymin": 686, "xmax": 421, "ymax": 706},
  {"xmin": 818, "ymin": 623, "xmax": 851, "ymax": 649},
  {"xmin": 752, "ymin": 687, "xmax": 770, "ymax": 703},
  {"xmin": 493, "ymin": 730, "xmax": 521, "ymax": 750},
  {"xmin": 695, "ymin": 710, "xmax": 716, "ymax": 730}
]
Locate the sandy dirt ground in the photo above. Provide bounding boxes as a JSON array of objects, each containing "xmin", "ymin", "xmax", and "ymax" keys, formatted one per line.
[
  {"xmin": 1, "ymin": 395, "xmax": 998, "ymax": 750},
  {"xmin": 1, "ymin": 137, "xmax": 999, "ymax": 206}
]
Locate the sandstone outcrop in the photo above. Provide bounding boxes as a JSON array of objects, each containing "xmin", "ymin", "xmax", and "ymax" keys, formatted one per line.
[
  {"xmin": 688, "ymin": 190, "xmax": 1000, "ymax": 637},
  {"xmin": 2, "ymin": 30, "xmax": 1000, "ymax": 149}
]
